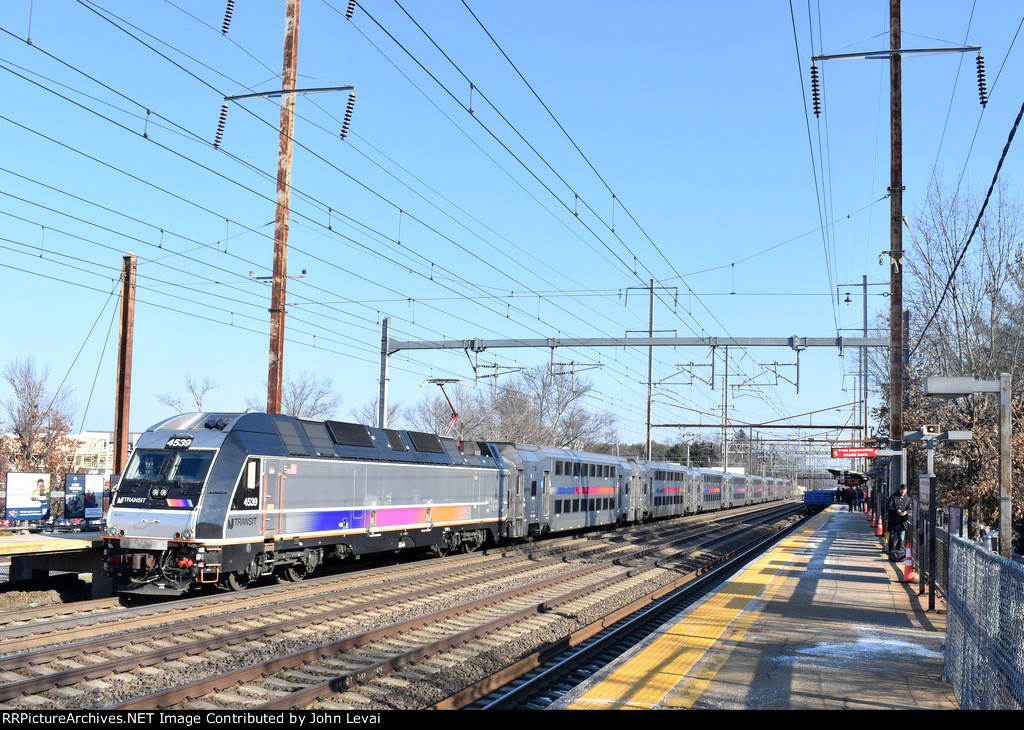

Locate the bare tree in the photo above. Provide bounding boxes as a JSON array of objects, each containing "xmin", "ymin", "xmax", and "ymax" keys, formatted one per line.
[
  {"xmin": 898, "ymin": 176, "xmax": 1024, "ymax": 540},
  {"xmin": 0, "ymin": 358, "xmax": 78, "ymax": 513},
  {"xmin": 408, "ymin": 366, "xmax": 617, "ymax": 448},
  {"xmin": 157, "ymin": 373, "xmax": 218, "ymax": 413},
  {"xmin": 349, "ymin": 399, "xmax": 407, "ymax": 429},
  {"xmin": 409, "ymin": 385, "xmax": 491, "ymax": 442},
  {"xmin": 494, "ymin": 365, "xmax": 616, "ymax": 448},
  {"xmin": 282, "ymin": 370, "xmax": 343, "ymax": 419},
  {"xmin": 905, "ymin": 177, "xmax": 1024, "ymax": 377},
  {"xmin": 245, "ymin": 371, "xmax": 343, "ymax": 420}
]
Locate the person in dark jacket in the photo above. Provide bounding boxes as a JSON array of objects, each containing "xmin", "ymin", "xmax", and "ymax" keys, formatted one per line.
[{"xmin": 888, "ymin": 484, "xmax": 912, "ymax": 558}]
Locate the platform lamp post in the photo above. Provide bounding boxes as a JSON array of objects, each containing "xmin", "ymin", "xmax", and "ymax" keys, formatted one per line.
[
  {"xmin": 904, "ymin": 425, "xmax": 972, "ymax": 610},
  {"xmin": 924, "ymin": 375, "xmax": 1012, "ymax": 559}
]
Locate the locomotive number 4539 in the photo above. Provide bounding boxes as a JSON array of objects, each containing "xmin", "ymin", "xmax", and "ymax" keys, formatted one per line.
[{"xmin": 166, "ymin": 436, "xmax": 193, "ymax": 449}]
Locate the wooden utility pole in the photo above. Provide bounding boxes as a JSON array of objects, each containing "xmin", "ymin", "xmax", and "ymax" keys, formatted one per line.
[
  {"xmin": 889, "ymin": 0, "xmax": 905, "ymax": 489},
  {"xmin": 114, "ymin": 253, "xmax": 136, "ymax": 476},
  {"xmin": 813, "ymin": 0, "xmax": 983, "ymax": 493},
  {"xmin": 267, "ymin": 0, "xmax": 301, "ymax": 414},
  {"xmin": 862, "ymin": 274, "xmax": 869, "ymax": 474}
]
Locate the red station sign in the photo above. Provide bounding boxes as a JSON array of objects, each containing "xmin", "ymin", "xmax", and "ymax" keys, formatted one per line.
[{"xmin": 831, "ymin": 447, "xmax": 878, "ymax": 458}]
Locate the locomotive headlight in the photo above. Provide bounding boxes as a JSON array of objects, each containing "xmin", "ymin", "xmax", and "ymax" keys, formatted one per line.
[
  {"xmin": 108, "ymin": 525, "xmax": 118, "ymax": 536},
  {"xmin": 183, "ymin": 530, "xmax": 193, "ymax": 539}
]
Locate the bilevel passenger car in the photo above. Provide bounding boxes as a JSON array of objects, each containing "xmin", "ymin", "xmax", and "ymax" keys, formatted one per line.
[{"xmin": 103, "ymin": 412, "xmax": 798, "ymax": 596}]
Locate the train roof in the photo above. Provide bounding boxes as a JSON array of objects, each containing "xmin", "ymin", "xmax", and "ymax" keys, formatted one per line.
[
  {"xmin": 506, "ymin": 442, "xmax": 632, "ymax": 463},
  {"xmin": 137, "ymin": 412, "xmax": 501, "ymax": 468}
]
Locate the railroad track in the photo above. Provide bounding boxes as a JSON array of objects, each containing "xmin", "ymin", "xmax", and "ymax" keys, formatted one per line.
[
  {"xmin": 0, "ymin": 511, "xmax": 715, "ymax": 646},
  {"xmin": 456, "ymin": 505, "xmax": 807, "ymax": 709},
  {"xmin": 0, "ymin": 502, "xmax": 757, "ymax": 638},
  {"xmin": 0, "ymin": 502, "xmax": 800, "ymax": 710}
]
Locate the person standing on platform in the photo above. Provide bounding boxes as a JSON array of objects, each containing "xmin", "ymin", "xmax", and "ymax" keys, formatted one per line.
[
  {"xmin": 858, "ymin": 488, "xmax": 866, "ymax": 512},
  {"xmin": 888, "ymin": 484, "xmax": 912, "ymax": 559}
]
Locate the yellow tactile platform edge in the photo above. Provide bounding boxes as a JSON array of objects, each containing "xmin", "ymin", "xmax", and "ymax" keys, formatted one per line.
[{"xmin": 564, "ymin": 509, "xmax": 830, "ymax": 710}]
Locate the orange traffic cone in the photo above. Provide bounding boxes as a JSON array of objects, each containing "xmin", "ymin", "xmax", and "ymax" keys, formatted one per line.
[{"xmin": 903, "ymin": 539, "xmax": 914, "ymax": 582}]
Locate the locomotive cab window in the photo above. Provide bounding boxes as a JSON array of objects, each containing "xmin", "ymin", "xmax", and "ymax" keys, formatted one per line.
[
  {"xmin": 116, "ymin": 448, "xmax": 214, "ymax": 505},
  {"xmin": 231, "ymin": 459, "xmax": 261, "ymax": 511}
]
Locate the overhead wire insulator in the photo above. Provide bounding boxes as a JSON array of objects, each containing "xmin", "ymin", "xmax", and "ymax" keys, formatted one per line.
[
  {"xmin": 346, "ymin": 1, "xmax": 357, "ymax": 20},
  {"xmin": 976, "ymin": 53, "xmax": 988, "ymax": 107},
  {"xmin": 341, "ymin": 93, "xmax": 356, "ymax": 140},
  {"xmin": 214, "ymin": 104, "xmax": 229, "ymax": 149},
  {"xmin": 221, "ymin": 0, "xmax": 234, "ymax": 35},
  {"xmin": 810, "ymin": 62, "xmax": 822, "ymax": 118}
]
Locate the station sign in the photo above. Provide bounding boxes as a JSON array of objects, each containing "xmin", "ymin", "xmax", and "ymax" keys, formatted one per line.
[{"xmin": 831, "ymin": 447, "xmax": 878, "ymax": 458}]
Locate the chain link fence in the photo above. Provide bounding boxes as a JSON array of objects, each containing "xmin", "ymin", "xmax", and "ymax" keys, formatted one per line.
[
  {"xmin": 934, "ymin": 526, "xmax": 950, "ymax": 596},
  {"xmin": 945, "ymin": 535, "xmax": 1024, "ymax": 709}
]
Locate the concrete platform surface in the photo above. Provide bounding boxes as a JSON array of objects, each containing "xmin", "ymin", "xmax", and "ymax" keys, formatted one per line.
[
  {"xmin": 557, "ymin": 505, "xmax": 956, "ymax": 710},
  {"xmin": 0, "ymin": 531, "xmax": 104, "ymax": 556}
]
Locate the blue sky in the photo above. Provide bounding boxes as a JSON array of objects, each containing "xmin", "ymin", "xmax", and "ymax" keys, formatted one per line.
[{"xmin": 1, "ymin": 1, "xmax": 1022, "ymax": 451}]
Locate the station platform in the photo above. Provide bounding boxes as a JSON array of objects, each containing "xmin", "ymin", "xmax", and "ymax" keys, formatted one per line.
[
  {"xmin": 0, "ymin": 530, "xmax": 110, "ymax": 598},
  {"xmin": 556, "ymin": 504, "xmax": 957, "ymax": 710},
  {"xmin": 0, "ymin": 530, "xmax": 104, "ymax": 556}
]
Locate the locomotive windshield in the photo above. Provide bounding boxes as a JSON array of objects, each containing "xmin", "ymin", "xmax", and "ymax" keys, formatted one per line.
[{"xmin": 115, "ymin": 448, "xmax": 215, "ymax": 507}]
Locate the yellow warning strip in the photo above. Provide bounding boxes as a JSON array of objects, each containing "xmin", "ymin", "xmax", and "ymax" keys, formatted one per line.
[{"xmin": 564, "ymin": 512, "xmax": 826, "ymax": 710}]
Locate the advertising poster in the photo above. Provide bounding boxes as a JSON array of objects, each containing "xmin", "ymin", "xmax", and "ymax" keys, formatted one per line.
[
  {"xmin": 5, "ymin": 472, "xmax": 50, "ymax": 521},
  {"xmin": 84, "ymin": 474, "xmax": 103, "ymax": 519},
  {"xmin": 949, "ymin": 507, "xmax": 963, "ymax": 538},
  {"xmin": 65, "ymin": 474, "xmax": 86, "ymax": 520}
]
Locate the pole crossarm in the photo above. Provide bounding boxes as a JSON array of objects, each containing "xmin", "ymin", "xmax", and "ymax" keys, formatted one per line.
[
  {"xmin": 225, "ymin": 85, "xmax": 354, "ymax": 101},
  {"xmin": 388, "ymin": 335, "xmax": 889, "ymax": 356},
  {"xmin": 813, "ymin": 46, "xmax": 980, "ymax": 62}
]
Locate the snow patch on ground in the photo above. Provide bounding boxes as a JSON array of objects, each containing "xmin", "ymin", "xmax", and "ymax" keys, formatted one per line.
[{"xmin": 793, "ymin": 637, "xmax": 943, "ymax": 662}]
